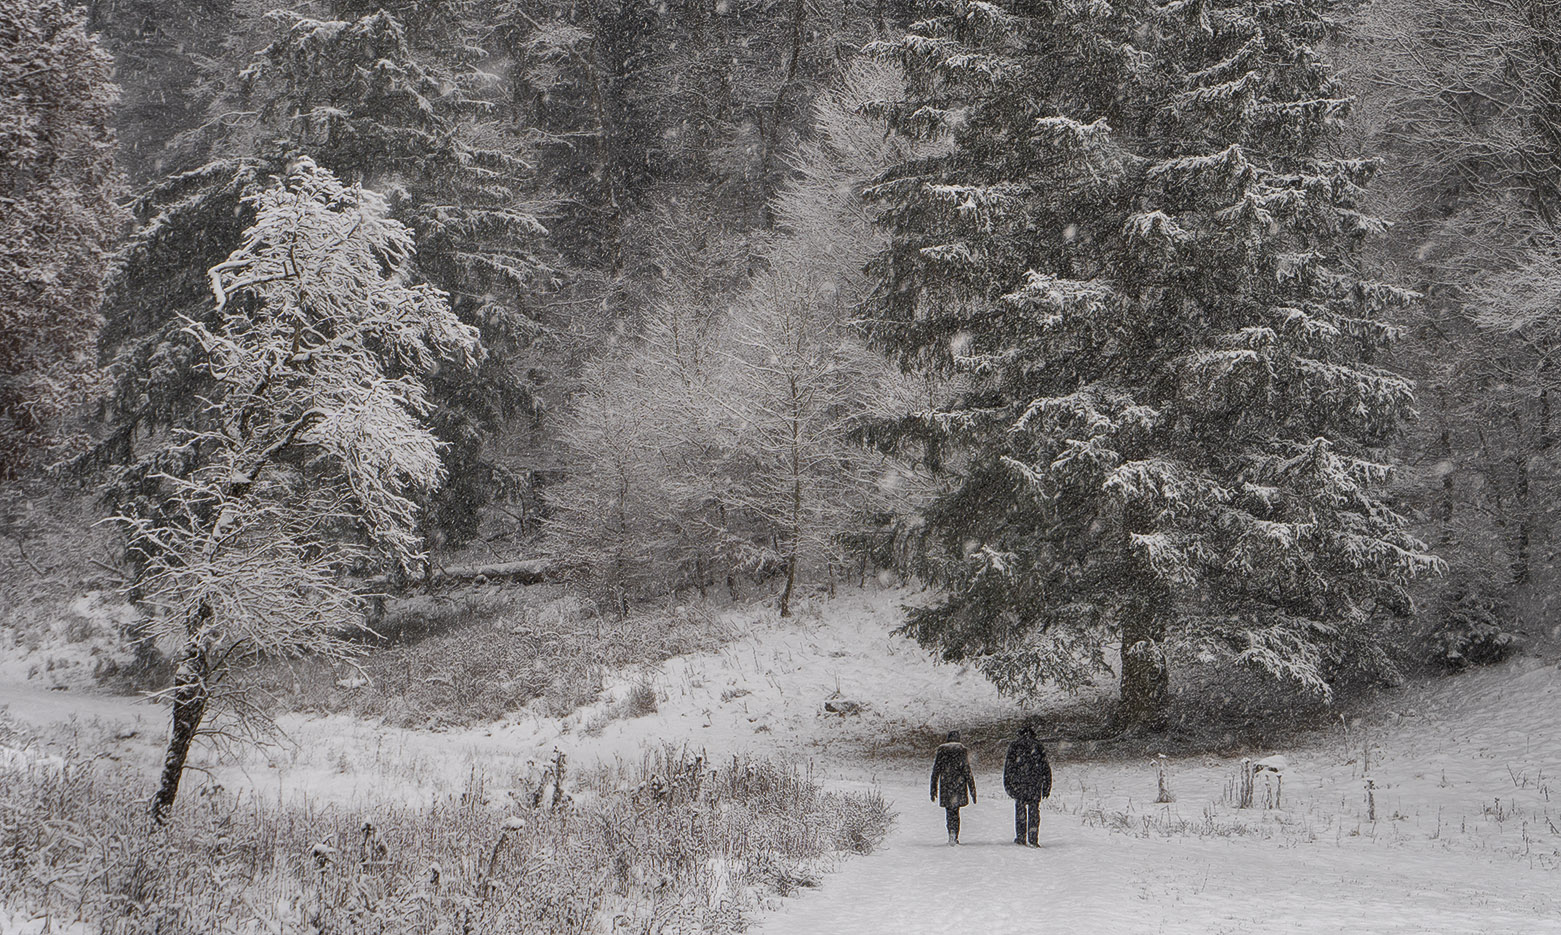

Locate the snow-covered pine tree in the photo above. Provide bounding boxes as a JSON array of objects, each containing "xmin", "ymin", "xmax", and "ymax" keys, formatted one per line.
[
  {"xmin": 866, "ymin": 0, "xmax": 1438, "ymax": 727},
  {"xmin": 121, "ymin": 159, "xmax": 480, "ymax": 822},
  {"xmin": 0, "ymin": 0, "xmax": 125, "ymax": 476},
  {"xmin": 92, "ymin": 8, "xmax": 551, "ymax": 541}
]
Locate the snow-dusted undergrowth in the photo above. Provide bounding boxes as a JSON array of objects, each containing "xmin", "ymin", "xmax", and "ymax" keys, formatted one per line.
[
  {"xmin": 0, "ymin": 715, "xmax": 889, "ymax": 935},
  {"xmin": 271, "ymin": 587, "xmax": 735, "ymax": 728}
]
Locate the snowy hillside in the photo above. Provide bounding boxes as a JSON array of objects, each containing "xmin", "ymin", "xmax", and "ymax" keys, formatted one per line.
[{"xmin": 6, "ymin": 585, "xmax": 1559, "ymax": 933}]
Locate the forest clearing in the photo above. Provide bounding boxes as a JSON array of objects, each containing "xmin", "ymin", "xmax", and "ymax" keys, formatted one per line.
[{"xmin": 6, "ymin": 0, "xmax": 1561, "ymax": 930}]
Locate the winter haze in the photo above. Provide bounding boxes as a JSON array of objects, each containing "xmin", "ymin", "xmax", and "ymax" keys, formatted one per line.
[{"xmin": 2, "ymin": 0, "xmax": 1560, "ymax": 932}]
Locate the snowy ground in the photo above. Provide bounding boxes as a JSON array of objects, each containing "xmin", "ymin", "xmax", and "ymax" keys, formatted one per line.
[
  {"xmin": 4, "ymin": 585, "xmax": 1560, "ymax": 932},
  {"xmin": 754, "ymin": 769, "xmax": 1561, "ymax": 935}
]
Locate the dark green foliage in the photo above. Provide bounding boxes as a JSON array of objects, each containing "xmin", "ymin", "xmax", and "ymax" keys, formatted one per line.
[
  {"xmin": 866, "ymin": 0, "xmax": 1437, "ymax": 724},
  {"xmin": 92, "ymin": 158, "xmax": 270, "ymax": 469},
  {"xmin": 500, "ymin": 0, "xmax": 893, "ymax": 321},
  {"xmin": 83, "ymin": 0, "xmax": 241, "ymax": 183},
  {"xmin": 1429, "ymin": 588, "xmax": 1520, "ymax": 670}
]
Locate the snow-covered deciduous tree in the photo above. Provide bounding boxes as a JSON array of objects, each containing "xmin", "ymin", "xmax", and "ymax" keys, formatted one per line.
[
  {"xmin": 546, "ymin": 60, "xmax": 937, "ymax": 614},
  {"xmin": 867, "ymin": 0, "xmax": 1440, "ymax": 728},
  {"xmin": 724, "ymin": 269, "xmax": 880, "ymax": 617},
  {"xmin": 1346, "ymin": 0, "xmax": 1561, "ymax": 622},
  {"xmin": 91, "ymin": 8, "xmax": 551, "ymax": 541},
  {"xmin": 715, "ymin": 60, "xmax": 938, "ymax": 616},
  {"xmin": 544, "ymin": 333, "xmax": 737, "ymax": 614},
  {"xmin": 118, "ymin": 159, "xmax": 480, "ymax": 823},
  {"xmin": 0, "ymin": 0, "xmax": 125, "ymax": 477}
]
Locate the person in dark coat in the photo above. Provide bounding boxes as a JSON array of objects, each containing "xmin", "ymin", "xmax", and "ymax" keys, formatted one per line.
[
  {"xmin": 1003, "ymin": 724, "xmax": 1052, "ymax": 846},
  {"xmin": 930, "ymin": 730, "xmax": 977, "ymax": 845}
]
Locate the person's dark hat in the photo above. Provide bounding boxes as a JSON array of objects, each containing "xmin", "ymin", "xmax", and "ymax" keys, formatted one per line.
[
  {"xmin": 1018, "ymin": 724, "xmax": 1036, "ymax": 738},
  {"xmin": 945, "ymin": 730, "xmax": 960, "ymax": 742}
]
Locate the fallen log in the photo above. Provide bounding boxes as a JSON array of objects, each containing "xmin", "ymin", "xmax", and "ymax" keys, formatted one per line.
[{"xmin": 361, "ymin": 558, "xmax": 556, "ymax": 594}]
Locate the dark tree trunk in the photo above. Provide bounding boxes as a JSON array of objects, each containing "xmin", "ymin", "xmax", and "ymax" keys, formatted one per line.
[
  {"xmin": 1436, "ymin": 388, "xmax": 1456, "ymax": 547},
  {"xmin": 778, "ymin": 553, "xmax": 796, "ymax": 618},
  {"xmin": 779, "ymin": 414, "xmax": 802, "ymax": 619},
  {"xmin": 1514, "ymin": 452, "xmax": 1533, "ymax": 586},
  {"xmin": 150, "ymin": 641, "xmax": 210, "ymax": 824},
  {"xmin": 1118, "ymin": 602, "xmax": 1169, "ymax": 732},
  {"xmin": 1511, "ymin": 366, "xmax": 1553, "ymax": 588}
]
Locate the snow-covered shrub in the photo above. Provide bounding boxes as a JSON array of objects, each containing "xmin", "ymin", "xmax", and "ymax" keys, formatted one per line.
[
  {"xmin": 623, "ymin": 678, "xmax": 659, "ymax": 718},
  {"xmin": 824, "ymin": 784, "xmax": 894, "ymax": 855},
  {"xmin": 1429, "ymin": 589, "xmax": 1521, "ymax": 670}
]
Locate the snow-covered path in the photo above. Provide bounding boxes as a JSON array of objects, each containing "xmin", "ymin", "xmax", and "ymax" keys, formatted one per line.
[{"xmin": 757, "ymin": 770, "xmax": 1561, "ymax": 935}]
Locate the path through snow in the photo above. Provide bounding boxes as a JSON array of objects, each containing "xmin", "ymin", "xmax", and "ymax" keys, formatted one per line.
[{"xmin": 757, "ymin": 769, "xmax": 1561, "ymax": 935}]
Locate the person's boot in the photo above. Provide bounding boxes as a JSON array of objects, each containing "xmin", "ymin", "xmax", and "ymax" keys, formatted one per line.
[{"xmin": 947, "ymin": 830, "xmax": 957, "ymax": 846}]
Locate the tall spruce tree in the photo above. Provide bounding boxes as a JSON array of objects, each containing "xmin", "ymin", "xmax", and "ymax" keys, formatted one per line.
[{"xmin": 867, "ymin": 0, "xmax": 1438, "ymax": 727}]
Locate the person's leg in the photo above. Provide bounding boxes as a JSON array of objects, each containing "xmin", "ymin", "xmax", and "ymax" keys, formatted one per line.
[
  {"xmin": 946, "ymin": 806, "xmax": 960, "ymax": 844},
  {"xmin": 1025, "ymin": 800, "xmax": 1040, "ymax": 846},
  {"xmin": 1014, "ymin": 799, "xmax": 1026, "ymax": 843}
]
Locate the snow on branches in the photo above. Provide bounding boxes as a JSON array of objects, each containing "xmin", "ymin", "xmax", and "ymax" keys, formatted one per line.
[
  {"xmin": 117, "ymin": 159, "xmax": 481, "ymax": 820},
  {"xmin": 188, "ymin": 158, "xmax": 480, "ymax": 570},
  {"xmin": 866, "ymin": 0, "xmax": 1438, "ymax": 725},
  {"xmin": 0, "ymin": 0, "xmax": 125, "ymax": 476}
]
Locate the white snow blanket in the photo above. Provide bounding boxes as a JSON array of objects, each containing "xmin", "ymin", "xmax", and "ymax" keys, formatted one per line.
[{"xmin": 753, "ymin": 770, "xmax": 1561, "ymax": 935}]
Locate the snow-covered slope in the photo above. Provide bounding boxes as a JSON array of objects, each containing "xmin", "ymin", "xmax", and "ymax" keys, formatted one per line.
[
  {"xmin": 194, "ymin": 588, "xmax": 1037, "ymax": 805},
  {"xmin": 6, "ymin": 584, "xmax": 1559, "ymax": 932}
]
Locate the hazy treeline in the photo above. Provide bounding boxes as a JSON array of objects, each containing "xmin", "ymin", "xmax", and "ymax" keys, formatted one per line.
[{"xmin": 5, "ymin": 0, "xmax": 1560, "ymax": 729}]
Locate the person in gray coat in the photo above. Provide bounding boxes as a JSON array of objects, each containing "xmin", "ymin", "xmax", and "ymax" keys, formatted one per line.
[
  {"xmin": 1003, "ymin": 724, "xmax": 1052, "ymax": 846},
  {"xmin": 930, "ymin": 730, "xmax": 977, "ymax": 845}
]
